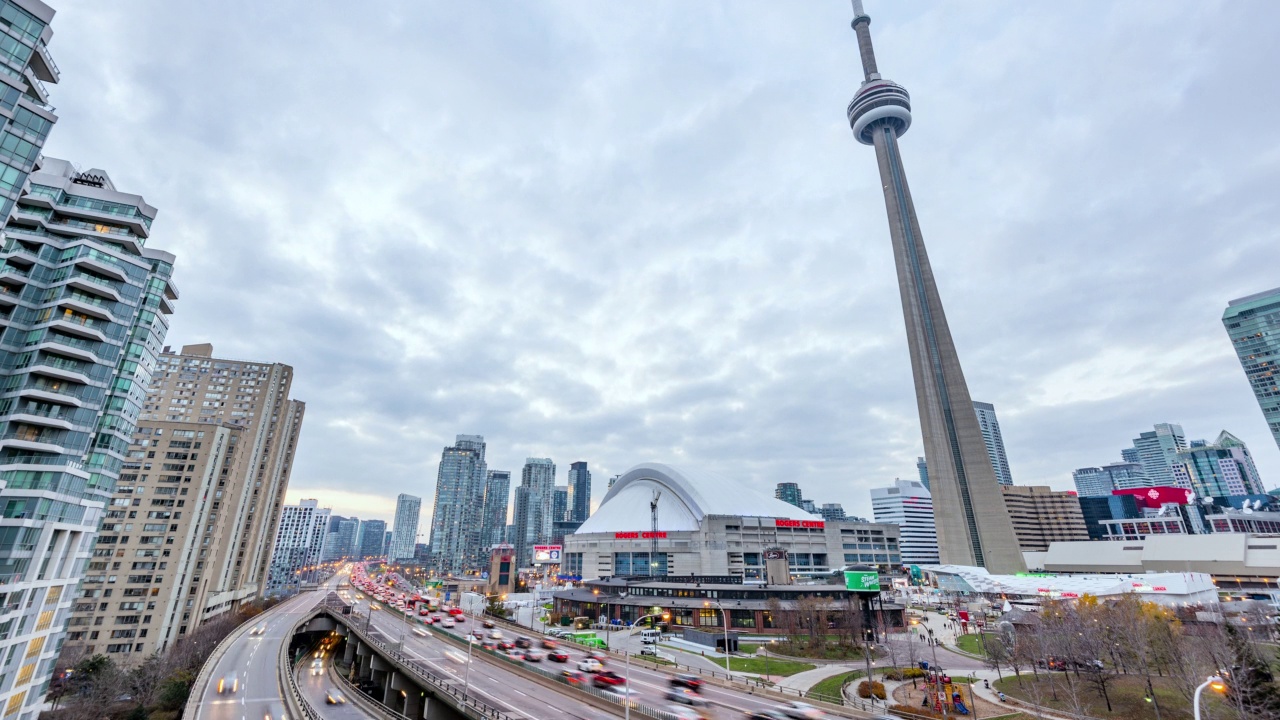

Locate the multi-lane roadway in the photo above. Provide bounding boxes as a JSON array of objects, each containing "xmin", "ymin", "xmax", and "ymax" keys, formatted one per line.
[{"xmin": 345, "ymin": 581, "xmax": 866, "ymax": 720}]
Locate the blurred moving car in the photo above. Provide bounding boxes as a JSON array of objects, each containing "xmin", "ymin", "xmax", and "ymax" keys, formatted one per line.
[
  {"xmin": 744, "ymin": 712, "xmax": 789, "ymax": 720},
  {"xmin": 779, "ymin": 702, "xmax": 825, "ymax": 719},
  {"xmin": 249, "ymin": 624, "xmax": 266, "ymax": 635},
  {"xmin": 515, "ymin": 637, "xmax": 533, "ymax": 649},
  {"xmin": 325, "ymin": 688, "xmax": 346, "ymax": 704},
  {"xmin": 670, "ymin": 675, "xmax": 702, "ymax": 693},
  {"xmin": 666, "ymin": 688, "xmax": 705, "ymax": 706},
  {"xmin": 261, "ymin": 703, "xmax": 288, "ymax": 720},
  {"xmin": 592, "ymin": 671, "xmax": 625, "ymax": 688},
  {"xmin": 666, "ymin": 705, "xmax": 706, "ymax": 720},
  {"xmin": 541, "ymin": 638, "xmax": 558, "ymax": 649},
  {"xmin": 559, "ymin": 670, "xmax": 586, "ymax": 685},
  {"xmin": 217, "ymin": 673, "xmax": 238, "ymax": 694},
  {"xmin": 548, "ymin": 651, "xmax": 570, "ymax": 663},
  {"xmin": 310, "ymin": 659, "xmax": 323, "ymax": 676},
  {"xmin": 523, "ymin": 649, "xmax": 546, "ymax": 662},
  {"xmin": 577, "ymin": 658, "xmax": 603, "ymax": 673}
]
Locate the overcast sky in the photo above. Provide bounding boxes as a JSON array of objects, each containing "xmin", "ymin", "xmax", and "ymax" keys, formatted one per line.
[{"xmin": 44, "ymin": 1, "xmax": 1280, "ymax": 525}]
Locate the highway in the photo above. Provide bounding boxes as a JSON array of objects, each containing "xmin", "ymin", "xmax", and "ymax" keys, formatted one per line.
[
  {"xmin": 197, "ymin": 588, "xmax": 328, "ymax": 720},
  {"xmin": 348, "ymin": 583, "xmax": 869, "ymax": 720}
]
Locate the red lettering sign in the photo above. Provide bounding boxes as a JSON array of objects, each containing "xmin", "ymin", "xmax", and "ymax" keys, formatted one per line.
[
  {"xmin": 615, "ymin": 532, "xmax": 639, "ymax": 539},
  {"xmin": 775, "ymin": 519, "xmax": 825, "ymax": 529},
  {"xmin": 614, "ymin": 531, "xmax": 667, "ymax": 539},
  {"xmin": 1153, "ymin": 586, "xmax": 1166, "ymax": 592},
  {"xmin": 641, "ymin": 531, "xmax": 667, "ymax": 539}
]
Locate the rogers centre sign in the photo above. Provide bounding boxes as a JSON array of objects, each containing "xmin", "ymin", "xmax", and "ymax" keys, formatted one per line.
[
  {"xmin": 615, "ymin": 531, "xmax": 668, "ymax": 539},
  {"xmin": 775, "ymin": 519, "xmax": 825, "ymax": 529}
]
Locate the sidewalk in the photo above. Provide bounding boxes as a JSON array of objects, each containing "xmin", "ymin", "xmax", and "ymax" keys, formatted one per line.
[{"xmin": 775, "ymin": 663, "xmax": 865, "ymax": 693}]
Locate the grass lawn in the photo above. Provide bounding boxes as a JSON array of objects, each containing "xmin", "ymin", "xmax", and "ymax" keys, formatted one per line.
[
  {"xmin": 954, "ymin": 633, "xmax": 992, "ymax": 657},
  {"xmin": 805, "ymin": 670, "xmax": 865, "ymax": 703},
  {"xmin": 706, "ymin": 655, "xmax": 815, "ymax": 676},
  {"xmin": 994, "ymin": 673, "xmax": 1225, "ymax": 719}
]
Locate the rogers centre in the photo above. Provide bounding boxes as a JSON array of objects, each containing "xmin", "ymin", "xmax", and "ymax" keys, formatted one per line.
[{"xmin": 561, "ymin": 463, "xmax": 901, "ymax": 582}]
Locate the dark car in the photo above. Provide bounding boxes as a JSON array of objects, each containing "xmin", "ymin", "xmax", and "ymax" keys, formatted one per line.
[
  {"xmin": 670, "ymin": 674, "xmax": 702, "ymax": 693},
  {"xmin": 481, "ymin": 641, "xmax": 498, "ymax": 651},
  {"xmin": 745, "ymin": 713, "xmax": 789, "ymax": 720},
  {"xmin": 498, "ymin": 640, "xmax": 516, "ymax": 651},
  {"xmin": 515, "ymin": 637, "xmax": 533, "ymax": 649},
  {"xmin": 559, "ymin": 670, "xmax": 586, "ymax": 685},
  {"xmin": 482, "ymin": 620, "xmax": 496, "ymax": 629},
  {"xmin": 592, "ymin": 671, "xmax": 626, "ymax": 688},
  {"xmin": 548, "ymin": 651, "xmax": 570, "ymax": 663}
]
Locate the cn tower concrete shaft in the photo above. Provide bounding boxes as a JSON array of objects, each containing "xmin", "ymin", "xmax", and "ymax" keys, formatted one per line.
[{"xmin": 846, "ymin": 1, "xmax": 1025, "ymax": 573}]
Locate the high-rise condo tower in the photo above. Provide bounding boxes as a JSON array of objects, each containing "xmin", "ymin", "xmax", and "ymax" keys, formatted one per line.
[{"xmin": 845, "ymin": 1, "xmax": 1024, "ymax": 572}]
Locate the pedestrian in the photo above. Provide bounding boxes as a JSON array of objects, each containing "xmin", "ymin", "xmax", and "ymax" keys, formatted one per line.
[{"xmin": 998, "ymin": 691, "xmax": 1007, "ymax": 703}]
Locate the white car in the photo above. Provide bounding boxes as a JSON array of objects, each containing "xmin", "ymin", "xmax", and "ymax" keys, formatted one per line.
[
  {"xmin": 249, "ymin": 623, "xmax": 266, "ymax": 636},
  {"xmin": 664, "ymin": 705, "xmax": 704, "ymax": 720},
  {"xmin": 780, "ymin": 702, "xmax": 826, "ymax": 719},
  {"xmin": 441, "ymin": 618, "xmax": 456, "ymax": 628},
  {"xmin": 311, "ymin": 660, "xmax": 323, "ymax": 676},
  {"xmin": 577, "ymin": 658, "xmax": 603, "ymax": 673}
]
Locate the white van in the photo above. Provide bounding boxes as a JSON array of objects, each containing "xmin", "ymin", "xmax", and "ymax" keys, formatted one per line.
[{"xmin": 639, "ymin": 629, "xmax": 662, "ymax": 644}]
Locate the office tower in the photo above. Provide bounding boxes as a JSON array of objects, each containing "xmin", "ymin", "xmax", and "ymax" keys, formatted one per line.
[
  {"xmin": 1128, "ymin": 423, "xmax": 1188, "ymax": 488},
  {"xmin": 870, "ymin": 479, "xmax": 939, "ymax": 564},
  {"xmin": 972, "ymin": 401, "xmax": 1013, "ymax": 485},
  {"xmin": 480, "ymin": 470, "xmax": 510, "ymax": 549},
  {"xmin": 429, "ymin": 435, "xmax": 486, "ymax": 573},
  {"xmin": 819, "ymin": 503, "xmax": 847, "ymax": 522},
  {"xmin": 383, "ymin": 530, "xmax": 392, "ymax": 555},
  {"xmin": 0, "ymin": 153, "xmax": 180, "ymax": 706},
  {"xmin": 389, "ymin": 494, "xmax": 421, "ymax": 561},
  {"xmin": 552, "ymin": 486, "xmax": 569, "ymax": 524},
  {"xmin": 1173, "ymin": 431, "xmax": 1265, "ymax": 498},
  {"xmin": 568, "ymin": 461, "xmax": 592, "ymax": 522},
  {"xmin": 139, "ymin": 345, "xmax": 305, "ymax": 596},
  {"xmin": 1223, "ymin": 288, "xmax": 1280, "ymax": 452},
  {"xmin": 800, "ymin": 499, "xmax": 818, "ymax": 514},
  {"xmin": 1121, "ymin": 447, "xmax": 1140, "ymax": 464},
  {"xmin": 265, "ymin": 499, "xmax": 329, "ymax": 592},
  {"xmin": 845, "ymin": 1, "xmax": 1024, "ymax": 572},
  {"xmin": 513, "ymin": 458, "xmax": 555, "ymax": 564},
  {"xmin": 322, "ymin": 516, "xmax": 360, "ymax": 561},
  {"xmin": 916, "ymin": 457, "xmax": 929, "ymax": 491},
  {"xmin": 999, "ymin": 486, "xmax": 1089, "ymax": 552},
  {"xmin": 775, "ymin": 482, "xmax": 804, "ymax": 508},
  {"xmin": 1072, "ymin": 462, "xmax": 1147, "ymax": 497},
  {"xmin": 356, "ymin": 519, "xmax": 386, "ymax": 560},
  {"xmin": 1078, "ymin": 495, "xmax": 1141, "ymax": 541}
]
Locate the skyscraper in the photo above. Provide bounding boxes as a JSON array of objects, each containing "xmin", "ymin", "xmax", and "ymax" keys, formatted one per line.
[
  {"xmin": 1172, "ymin": 431, "xmax": 1265, "ymax": 498},
  {"xmin": 429, "ymin": 435, "xmax": 487, "ymax": 572},
  {"xmin": 552, "ymin": 486, "xmax": 569, "ymax": 524},
  {"xmin": 266, "ymin": 499, "xmax": 330, "ymax": 593},
  {"xmin": 775, "ymin": 482, "xmax": 804, "ymax": 508},
  {"xmin": 819, "ymin": 503, "xmax": 847, "ymax": 522},
  {"xmin": 1072, "ymin": 462, "xmax": 1147, "ymax": 497},
  {"xmin": 568, "ymin": 460, "xmax": 592, "ymax": 522},
  {"xmin": 973, "ymin": 401, "xmax": 1013, "ymax": 485},
  {"xmin": 0, "ymin": 154, "xmax": 180, "ymax": 695},
  {"xmin": 846, "ymin": 1, "xmax": 1024, "ymax": 572},
  {"xmin": 1223, "ymin": 288, "xmax": 1280, "ymax": 452},
  {"xmin": 389, "ymin": 494, "xmax": 421, "ymax": 561},
  {"xmin": 999, "ymin": 486, "xmax": 1089, "ymax": 552},
  {"xmin": 139, "ymin": 345, "xmax": 305, "ymax": 603},
  {"xmin": 1128, "ymin": 423, "xmax": 1188, "ymax": 488},
  {"xmin": 356, "ymin": 519, "xmax": 387, "ymax": 560},
  {"xmin": 513, "ymin": 458, "xmax": 555, "ymax": 565},
  {"xmin": 323, "ymin": 516, "xmax": 360, "ymax": 561},
  {"xmin": 916, "ymin": 456, "xmax": 929, "ymax": 491},
  {"xmin": 870, "ymin": 479, "xmax": 939, "ymax": 564},
  {"xmin": 481, "ymin": 470, "xmax": 511, "ymax": 549}
]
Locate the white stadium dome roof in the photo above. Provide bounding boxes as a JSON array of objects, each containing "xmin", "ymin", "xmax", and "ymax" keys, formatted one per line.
[{"xmin": 576, "ymin": 462, "xmax": 815, "ymax": 534}]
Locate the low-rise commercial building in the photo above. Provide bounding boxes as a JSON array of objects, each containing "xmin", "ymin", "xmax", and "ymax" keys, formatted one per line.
[{"xmin": 563, "ymin": 464, "xmax": 901, "ymax": 582}]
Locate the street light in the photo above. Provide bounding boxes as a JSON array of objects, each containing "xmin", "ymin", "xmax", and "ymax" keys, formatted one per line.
[
  {"xmin": 703, "ymin": 600, "xmax": 731, "ymax": 672},
  {"xmin": 624, "ymin": 612, "xmax": 669, "ymax": 720},
  {"xmin": 1194, "ymin": 675, "xmax": 1225, "ymax": 720}
]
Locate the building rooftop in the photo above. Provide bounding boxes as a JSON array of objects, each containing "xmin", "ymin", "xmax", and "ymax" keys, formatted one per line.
[{"xmin": 575, "ymin": 463, "xmax": 815, "ymax": 534}]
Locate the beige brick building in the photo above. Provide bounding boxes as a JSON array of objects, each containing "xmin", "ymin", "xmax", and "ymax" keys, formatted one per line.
[
  {"xmin": 1000, "ymin": 485, "xmax": 1089, "ymax": 553},
  {"xmin": 64, "ymin": 344, "xmax": 304, "ymax": 660}
]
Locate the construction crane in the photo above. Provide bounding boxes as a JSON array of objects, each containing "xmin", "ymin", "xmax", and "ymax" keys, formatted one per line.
[{"xmin": 650, "ymin": 490, "xmax": 662, "ymax": 576}]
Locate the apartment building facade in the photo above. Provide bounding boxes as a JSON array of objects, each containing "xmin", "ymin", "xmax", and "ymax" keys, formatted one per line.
[{"xmin": 1000, "ymin": 485, "xmax": 1089, "ymax": 552}]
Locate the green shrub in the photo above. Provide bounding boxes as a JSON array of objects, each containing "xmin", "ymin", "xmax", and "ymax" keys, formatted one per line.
[
  {"xmin": 856, "ymin": 680, "xmax": 886, "ymax": 700},
  {"xmin": 883, "ymin": 667, "xmax": 927, "ymax": 680}
]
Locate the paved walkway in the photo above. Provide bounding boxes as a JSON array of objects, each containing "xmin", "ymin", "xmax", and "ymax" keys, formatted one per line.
[{"xmin": 775, "ymin": 663, "xmax": 867, "ymax": 692}]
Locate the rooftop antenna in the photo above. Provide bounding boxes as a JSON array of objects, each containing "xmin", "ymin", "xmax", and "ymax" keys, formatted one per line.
[{"xmin": 650, "ymin": 489, "xmax": 662, "ymax": 577}]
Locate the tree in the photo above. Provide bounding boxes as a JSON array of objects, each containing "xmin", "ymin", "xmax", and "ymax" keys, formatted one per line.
[
  {"xmin": 1221, "ymin": 621, "xmax": 1280, "ymax": 720},
  {"xmin": 1074, "ymin": 595, "xmax": 1121, "ymax": 713}
]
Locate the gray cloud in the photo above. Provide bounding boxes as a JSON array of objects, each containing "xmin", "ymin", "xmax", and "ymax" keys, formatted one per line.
[{"xmin": 41, "ymin": 0, "xmax": 1280, "ymax": 523}]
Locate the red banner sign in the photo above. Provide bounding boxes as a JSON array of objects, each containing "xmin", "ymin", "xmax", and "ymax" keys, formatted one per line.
[{"xmin": 775, "ymin": 519, "xmax": 825, "ymax": 529}]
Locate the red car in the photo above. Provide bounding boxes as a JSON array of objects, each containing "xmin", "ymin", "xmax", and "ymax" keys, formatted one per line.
[
  {"xmin": 498, "ymin": 640, "xmax": 516, "ymax": 651},
  {"xmin": 592, "ymin": 671, "xmax": 625, "ymax": 688},
  {"xmin": 548, "ymin": 651, "xmax": 570, "ymax": 663},
  {"xmin": 541, "ymin": 639, "xmax": 558, "ymax": 649},
  {"xmin": 559, "ymin": 671, "xmax": 585, "ymax": 685}
]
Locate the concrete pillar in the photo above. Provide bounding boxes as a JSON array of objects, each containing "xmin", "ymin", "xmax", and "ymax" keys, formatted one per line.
[
  {"xmin": 343, "ymin": 638, "xmax": 356, "ymax": 665},
  {"xmin": 403, "ymin": 688, "xmax": 422, "ymax": 720}
]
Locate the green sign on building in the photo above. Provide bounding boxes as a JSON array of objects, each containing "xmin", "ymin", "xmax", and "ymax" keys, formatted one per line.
[{"xmin": 844, "ymin": 570, "xmax": 881, "ymax": 593}]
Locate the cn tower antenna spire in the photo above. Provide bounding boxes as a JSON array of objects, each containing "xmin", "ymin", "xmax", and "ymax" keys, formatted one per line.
[
  {"xmin": 850, "ymin": 0, "xmax": 879, "ymax": 81},
  {"xmin": 843, "ymin": 1, "xmax": 1026, "ymax": 573}
]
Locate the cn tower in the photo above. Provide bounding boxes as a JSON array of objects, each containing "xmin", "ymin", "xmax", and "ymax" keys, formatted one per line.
[{"xmin": 846, "ymin": 1, "xmax": 1025, "ymax": 573}]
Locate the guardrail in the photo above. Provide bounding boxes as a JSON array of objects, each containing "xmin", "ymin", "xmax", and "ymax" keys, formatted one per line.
[
  {"xmin": 278, "ymin": 624, "xmax": 322, "ymax": 720},
  {"xmin": 330, "ymin": 657, "xmax": 413, "ymax": 720}
]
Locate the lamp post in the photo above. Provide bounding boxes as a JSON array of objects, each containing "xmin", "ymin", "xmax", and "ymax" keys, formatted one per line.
[
  {"xmin": 704, "ymin": 600, "xmax": 731, "ymax": 672},
  {"xmin": 463, "ymin": 592, "xmax": 506, "ymax": 704},
  {"xmin": 624, "ymin": 612, "xmax": 669, "ymax": 720},
  {"xmin": 1194, "ymin": 675, "xmax": 1225, "ymax": 720}
]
